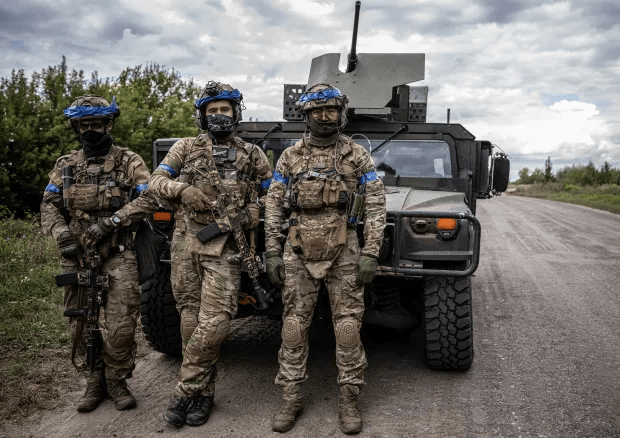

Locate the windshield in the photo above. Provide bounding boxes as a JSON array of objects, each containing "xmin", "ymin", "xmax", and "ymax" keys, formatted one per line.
[{"xmin": 361, "ymin": 140, "xmax": 452, "ymax": 178}]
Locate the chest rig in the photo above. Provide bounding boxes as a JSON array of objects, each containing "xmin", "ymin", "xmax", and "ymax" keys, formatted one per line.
[
  {"xmin": 286, "ymin": 140, "xmax": 357, "ymax": 264},
  {"xmin": 179, "ymin": 136, "xmax": 259, "ymax": 224},
  {"xmin": 64, "ymin": 147, "xmax": 132, "ymax": 218}
]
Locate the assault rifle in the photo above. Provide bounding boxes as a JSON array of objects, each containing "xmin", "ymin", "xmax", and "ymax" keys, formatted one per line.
[
  {"xmin": 195, "ymin": 194, "xmax": 272, "ymax": 310},
  {"xmin": 56, "ymin": 249, "xmax": 109, "ymax": 372}
]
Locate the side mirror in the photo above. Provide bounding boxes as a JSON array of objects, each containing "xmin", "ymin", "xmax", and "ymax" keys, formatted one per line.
[{"xmin": 492, "ymin": 153, "xmax": 510, "ymax": 193}]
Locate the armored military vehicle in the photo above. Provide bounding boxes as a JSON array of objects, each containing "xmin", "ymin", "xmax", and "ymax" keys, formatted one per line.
[{"xmin": 138, "ymin": 1, "xmax": 510, "ymax": 370}]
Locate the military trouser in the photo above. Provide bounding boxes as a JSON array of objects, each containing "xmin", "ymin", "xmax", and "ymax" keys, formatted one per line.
[
  {"xmin": 62, "ymin": 250, "xmax": 141, "ymax": 379},
  {"xmin": 170, "ymin": 227, "xmax": 240, "ymax": 397},
  {"xmin": 275, "ymin": 229, "xmax": 367, "ymax": 399}
]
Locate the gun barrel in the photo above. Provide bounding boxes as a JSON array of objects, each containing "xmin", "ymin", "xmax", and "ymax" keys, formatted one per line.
[{"xmin": 346, "ymin": 1, "xmax": 362, "ymax": 73}]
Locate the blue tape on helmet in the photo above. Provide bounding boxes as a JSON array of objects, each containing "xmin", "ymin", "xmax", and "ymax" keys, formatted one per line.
[
  {"xmin": 298, "ymin": 87, "xmax": 343, "ymax": 104},
  {"xmin": 63, "ymin": 102, "xmax": 119, "ymax": 119},
  {"xmin": 195, "ymin": 90, "xmax": 241, "ymax": 109}
]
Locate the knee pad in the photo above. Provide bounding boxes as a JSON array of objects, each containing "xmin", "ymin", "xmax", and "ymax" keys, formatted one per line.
[
  {"xmin": 204, "ymin": 313, "xmax": 231, "ymax": 346},
  {"xmin": 109, "ymin": 320, "xmax": 136, "ymax": 349},
  {"xmin": 181, "ymin": 313, "xmax": 199, "ymax": 341},
  {"xmin": 335, "ymin": 318, "xmax": 361, "ymax": 349},
  {"xmin": 281, "ymin": 317, "xmax": 303, "ymax": 349}
]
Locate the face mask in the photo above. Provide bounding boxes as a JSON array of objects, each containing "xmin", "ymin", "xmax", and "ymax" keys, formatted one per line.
[
  {"xmin": 207, "ymin": 114, "xmax": 235, "ymax": 135},
  {"xmin": 307, "ymin": 117, "xmax": 339, "ymax": 137},
  {"xmin": 80, "ymin": 130, "xmax": 112, "ymax": 157}
]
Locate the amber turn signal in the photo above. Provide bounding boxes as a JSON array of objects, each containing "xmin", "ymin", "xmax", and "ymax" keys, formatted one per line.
[
  {"xmin": 153, "ymin": 211, "xmax": 172, "ymax": 221},
  {"xmin": 436, "ymin": 218, "xmax": 458, "ymax": 231}
]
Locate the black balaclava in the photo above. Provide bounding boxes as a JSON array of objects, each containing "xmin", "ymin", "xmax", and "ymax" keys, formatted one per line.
[{"xmin": 81, "ymin": 128, "xmax": 113, "ymax": 158}]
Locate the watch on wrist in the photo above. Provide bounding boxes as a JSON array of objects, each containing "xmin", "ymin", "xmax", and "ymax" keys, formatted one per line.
[{"xmin": 111, "ymin": 215, "xmax": 122, "ymax": 227}]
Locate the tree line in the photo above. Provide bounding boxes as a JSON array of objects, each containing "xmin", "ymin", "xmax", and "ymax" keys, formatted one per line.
[
  {"xmin": 0, "ymin": 57, "xmax": 201, "ymax": 216},
  {"xmin": 516, "ymin": 157, "xmax": 620, "ymax": 186}
]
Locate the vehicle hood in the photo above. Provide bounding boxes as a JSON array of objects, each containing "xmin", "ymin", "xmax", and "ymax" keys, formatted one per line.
[{"xmin": 384, "ymin": 186, "xmax": 471, "ymax": 213}]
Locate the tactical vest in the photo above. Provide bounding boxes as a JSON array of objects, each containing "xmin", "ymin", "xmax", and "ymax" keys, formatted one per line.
[
  {"xmin": 66, "ymin": 146, "xmax": 134, "ymax": 218},
  {"xmin": 287, "ymin": 139, "xmax": 359, "ymax": 261},
  {"xmin": 178, "ymin": 135, "xmax": 261, "ymax": 225}
]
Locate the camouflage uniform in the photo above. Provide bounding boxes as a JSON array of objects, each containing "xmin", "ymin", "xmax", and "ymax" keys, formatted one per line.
[
  {"xmin": 149, "ymin": 133, "xmax": 272, "ymax": 398},
  {"xmin": 265, "ymin": 135, "xmax": 385, "ymax": 395},
  {"xmin": 42, "ymin": 145, "xmax": 156, "ymax": 377}
]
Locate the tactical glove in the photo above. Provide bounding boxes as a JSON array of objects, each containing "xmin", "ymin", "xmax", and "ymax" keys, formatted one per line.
[
  {"xmin": 265, "ymin": 250, "xmax": 285, "ymax": 287},
  {"xmin": 243, "ymin": 203, "xmax": 262, "ymax": 230},
  {"xmin": 180, "ymin": 186, "xmax": 210, "ymax": 212},
  {"xmin": 356, "ymin": 254, "xmax": 378, "ymax": 286},
  {"xmin": 83, "ymin": 217, "xmax": 116, "ymax": 248},
  {"xmin": 57, "ymin": 231, "xmax": 78, "ymax": 258}
]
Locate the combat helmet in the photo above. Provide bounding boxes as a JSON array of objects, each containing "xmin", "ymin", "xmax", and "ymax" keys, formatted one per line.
[
  {"xmin": 194, "ymin": 81, "xmax": 244, "ymax": 133},
  {"xmin": 297, "ymin": 83, "xmax": 349, "ymax": 137},
  {"xmin": 63, "ymin": 95, "xmax": 120, "ymax": 134}
]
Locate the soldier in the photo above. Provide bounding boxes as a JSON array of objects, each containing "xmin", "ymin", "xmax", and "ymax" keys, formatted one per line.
[
  {"xmin": 41, "ymin": 95, "xmax": 158, "ymax": 412},
  {"xmin": 264, "ymin": 83, "xmax": 386, "ymax": 434},
  {"xmin": 149, "ymin": 82, "xmax": 272, "ymax": 428}
]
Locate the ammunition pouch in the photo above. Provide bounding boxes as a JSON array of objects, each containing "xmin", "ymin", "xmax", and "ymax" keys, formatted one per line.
[
  {"xmin": 69, "ymin": 182, "xmax": 128, "ymax": 214},
  {"xmin": 293, "ymin": 171, "xmax": 350, "ymax": 211}
]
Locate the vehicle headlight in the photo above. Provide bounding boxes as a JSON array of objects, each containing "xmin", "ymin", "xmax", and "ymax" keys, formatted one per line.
[{"xmin": 410, "ymin": 217, "xmax": 432, "ymax": 234}]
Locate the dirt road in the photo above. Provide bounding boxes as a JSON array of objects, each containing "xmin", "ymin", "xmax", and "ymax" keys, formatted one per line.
[{"xmin": 4, "ymin": 195, "xmax": 620, "ymax": 437}]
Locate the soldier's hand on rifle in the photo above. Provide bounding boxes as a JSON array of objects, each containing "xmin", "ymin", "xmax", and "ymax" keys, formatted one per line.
[
  {"xmin": 243, "ymin": 203, "xmax": 262, "ymax": 230},
  {"xmin": 265, "ymin": 251, "xmax": 285, "ymax": 287},
  {"xmin": 356, "ymin": 254, "xmax": 378, "ymax": 286},
  {"xmin": 180, "ymin": 186, "xmax": 210, "ymax": 212},
  {"xmin": 57, "ymin": 231, "xmax": 78, "ymax": 258},
  {"xmin": 83, "ymin": 217, "xmax": 116, "ymax": 248}
]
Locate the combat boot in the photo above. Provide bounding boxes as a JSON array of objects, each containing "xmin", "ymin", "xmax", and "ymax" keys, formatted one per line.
[
  {"xmin": 106, "ymin": 378, "xmax": 136, "ymax": 410},
  {"xmin": 77, "ymin": 373, "xmax": 106, "ymax": 413},
  {"xmin": 272, "ymin": 398, "xmax": 303, "ymax": 433},
  {"xmin": 185, "ymin": 394, "xmax": 214, "ymax": 426},
  {"xmin": 163, "ymin": 394, "xmax": 193, "ymax": 428},
  {"xmin": 338, "ymin": 384, "xmax": 362, "ymax": 434}
]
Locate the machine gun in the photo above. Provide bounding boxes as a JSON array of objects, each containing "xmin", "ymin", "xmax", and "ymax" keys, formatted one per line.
[
  {"xmin": 56, "ymin": 249, "xmax": 109, "ymax": 372},
  {"xmin": 346, "ymin": 1, "xmax": 361, "ymax": 73}
]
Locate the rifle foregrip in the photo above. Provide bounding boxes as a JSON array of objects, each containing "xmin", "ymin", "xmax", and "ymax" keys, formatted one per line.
[{"xmin": 251, "ymin": 278, "xmax": 270, "ymax": 310}]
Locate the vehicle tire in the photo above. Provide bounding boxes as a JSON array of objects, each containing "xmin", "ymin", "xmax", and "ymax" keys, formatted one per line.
[
  {"xmin": 423, "ymin": 276, "xmax": 473, "ymax": 370},
  {"xmin": 140, "ymin": 263, "xmax": 182, "ymax": 357}
]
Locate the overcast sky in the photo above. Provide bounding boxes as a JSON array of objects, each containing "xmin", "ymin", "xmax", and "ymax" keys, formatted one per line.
[{"xmin": 2, "ymin": 0, "xmax": 619, "ymax": 180}]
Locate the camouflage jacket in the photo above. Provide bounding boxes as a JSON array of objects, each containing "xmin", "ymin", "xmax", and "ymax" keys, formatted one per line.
[
  {"xmin": 149, "ymin": 134, "xmax": 272, "ymax": 230},
  {"xmin": 41, "ymin": 145, "xmax": 158, "ymax": 242},
  {"xmin": 265, "ymin": 134, "xmax": 386, "ymax": 259}
]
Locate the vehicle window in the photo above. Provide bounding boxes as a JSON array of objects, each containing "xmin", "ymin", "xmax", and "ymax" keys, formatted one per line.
[{"xmin": 361, "ymin": 140, "xmax": 452, "ymax": 179}]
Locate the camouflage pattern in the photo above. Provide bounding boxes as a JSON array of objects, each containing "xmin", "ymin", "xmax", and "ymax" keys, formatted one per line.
[
  {"xmin": 264, "ymin": 134, "xmax": 386, "ymax": 395},
  {"xmin": 149, "ymin": 134, "xmax": 272, "ymax": 397},
  {"xmin": 41, "ymin": 145, "xmax": 158, "ymax": 379}
]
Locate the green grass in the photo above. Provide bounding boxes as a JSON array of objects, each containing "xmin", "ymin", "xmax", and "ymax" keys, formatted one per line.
[
  {"xmin": 0, "ymin": 207, "xmax": 70, "ymax": 351},
  {"xmin": 511, "ymin": 183, "xmax": 620, "ymax": 214}
]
